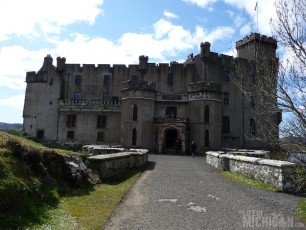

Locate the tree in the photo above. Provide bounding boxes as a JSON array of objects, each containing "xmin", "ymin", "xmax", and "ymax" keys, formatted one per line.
[
  {"xmin": 232, "ymin": 0, "xmax": 305, "ymax": 156},
  {"xmin": 270, "ymin": 0, "xmax": 306, "ymax": 152}
]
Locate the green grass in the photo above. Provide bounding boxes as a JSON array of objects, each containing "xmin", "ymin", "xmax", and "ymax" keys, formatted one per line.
[
  {"xmin": 30, "ymin": 170, "xmax": 141, "ymax": 230},
  {"xmin": 296, "ymin": 198, "xmax": 306, "ymax": 224},
  {"xmin": 220, "ymin": 171, "xmax": 279, "ymax": 192}
]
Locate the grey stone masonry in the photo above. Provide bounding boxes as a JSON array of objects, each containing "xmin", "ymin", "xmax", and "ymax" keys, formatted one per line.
[
  {"xmin": 206, "ymin": 151, "xmax": 297, "ymax": 192},
  {"xmin": 87, "ymin": 150, "xmax": 148, "ymax": 179}
]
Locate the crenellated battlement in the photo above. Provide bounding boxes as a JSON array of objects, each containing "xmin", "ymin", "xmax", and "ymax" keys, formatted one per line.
[
  {"xmin": 236, "ymin": 33, "xmax": 277, "ymax": 48},
  {"xmin": 26, "ymin": 71, "xmax": 48, "ymax": 83}
]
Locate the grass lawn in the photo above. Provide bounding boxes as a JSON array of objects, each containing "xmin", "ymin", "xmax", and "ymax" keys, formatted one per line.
[
  {"xmin": 221, "ymin": 171, "xmax": 306, "ymax": 225},
  {"xmin": 220, "ymin": 171, "xmax": 279, "ymax": 192},
  {"xmin": 296, "ymin": 198, "xmax": 306, "ymax": 224},
  {"xmin": 30, "ymin": 169, "xmax": 141, "ymax": 230}
]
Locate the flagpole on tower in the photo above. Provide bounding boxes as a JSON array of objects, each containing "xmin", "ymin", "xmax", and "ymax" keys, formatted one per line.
[{"xmin": 255, "ymin": 1, "xmax": 258, "ymax": 33}]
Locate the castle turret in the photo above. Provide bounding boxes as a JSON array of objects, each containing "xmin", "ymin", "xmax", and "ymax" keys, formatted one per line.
[
  {"xmin": 139, "ymin": 55, "xmax": 148, "ymax": 77},
  {"xmin": 200, "ymin": 42, "xmax": 210, "ymax": 62},
  {"xmin": 56, "ymin": 57, "xmax": 66, "ymax": 72},
  {"xmin": 236, "ymin": 33, "xmax": 277, "ymax": 61},
  {"xmin": 43, "ymin": 54, "xmax": 53, "ymax": 67}
]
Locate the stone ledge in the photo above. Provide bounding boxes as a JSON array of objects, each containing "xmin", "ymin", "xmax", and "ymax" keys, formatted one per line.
[
  {"xmin": 88, "ymin": 151, "xmax": 147, "ymax": 161},
  {"xmin": 258, "ymin": 159, "xmax": 296, "ymax": 167}
]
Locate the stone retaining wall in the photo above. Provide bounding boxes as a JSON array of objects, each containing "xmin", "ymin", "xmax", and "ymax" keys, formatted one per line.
[
  {"xmin": 87, "ymin": 151, "xmax": 148, "ymax": 179},
  {"xmin": 206, "ymin": 151, "xmax": 297, "ymax": 192}
]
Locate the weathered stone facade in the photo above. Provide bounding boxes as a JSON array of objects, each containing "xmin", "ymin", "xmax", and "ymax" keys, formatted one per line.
[{"xmin": 23, "ymin": 33, "xmax": 280, "ymax": 153}]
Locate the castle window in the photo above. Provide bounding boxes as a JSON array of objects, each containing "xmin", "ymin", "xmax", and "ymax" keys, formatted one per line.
[
  {"xmin": 75, "ymin": 74, "xmax": 82, "ymax": 85},
  {"xmin": 204, "ymin": 106, "xmax": 209, "ymax": 124},
  {"xmin": 97, "ymin": 132, "xmax": 105, "ymax": 142},
  {"xmin": 222, "ymin": 116, "xmax": 230, "ymax": 133},
  {"xmin": 205, "ymin": 130, "xmax": 210, "ymax": 147},
  {"xmin": 132, "ymin": 104, "xmax": 138, "ymax": 121},
  {"xmin": 74, "ymin": 92, "xmax": 81, "ymax": 102},
  {"xmin": 132, "ymin": 74, "xmax": 139, "ymax": 83},
  {"xmin": 36, "ymin": 130, "xmax": 44, "ymax": 139},
  {"xmin": 249, "ymin": 75, "xmax": 256, "ymax": 84},
  {"xmin": 104, "ymin": 75, "xmax": 110, "ymax": 87},
  {"xmin": 223, "ymin": 71, "xmax": 229, "ymax": 81},
  {"xmin": 103, "ymin": 92, "xmax": 111, "ymax": 100},
  {"xmin": 167, "ymin": 74, "xmax": 173, "ymax": 85},
  {"xmin": 67, "ymin": 131, "xmax": 74, "ymax": 140},
  {"xmin": 250, "ymin": 119, "xmax": 256, "ymax": 136},
  {"xmin": 250, "ymin": 95, "xmax": 255, "ymax": 107},
  {"xmin": 166, "ymin": 106, "xmax": 177, "ymax": 118},
  {"xmin": 97, "ymin": 115, "xmax": 107, "ymax": 128},
  {"xmin": 132, "ymin": 128, "xmax": 137, "ymax": 145},
  {"xmin": 67, "ymin": 114, "xmax": 76, "ymax": 128},
  {"xmin": 224, "ymin": 92, "xmax": 229, "ymax": 104}
]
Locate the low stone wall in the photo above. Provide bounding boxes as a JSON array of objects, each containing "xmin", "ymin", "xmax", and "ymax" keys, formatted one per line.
[
  {"xmin": 87, "ymin": 151, "xmax": 148, "ymax": 179},
  {"xmin": 206, "ymin": 151, "xmax": 297, "ymax": 192}
]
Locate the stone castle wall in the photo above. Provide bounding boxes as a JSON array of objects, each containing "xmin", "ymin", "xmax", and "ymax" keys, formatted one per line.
[{"xmin": 206, "ymin": 151, "xmax": 296, "ymax": 192}]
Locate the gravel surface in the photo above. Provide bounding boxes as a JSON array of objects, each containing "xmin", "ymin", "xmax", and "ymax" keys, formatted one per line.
[{"xmin": 104, "ymin": 154, "xmax": 305, "ymax": 230}]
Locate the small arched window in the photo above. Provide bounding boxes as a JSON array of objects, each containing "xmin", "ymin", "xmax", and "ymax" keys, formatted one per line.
[
  {"xmin": 132, "ymin": 128, "xmax": 137, "ymax": 146},
  {"xmin": 205, "ymin": 130, "xmax": 210, "ymax": 147},
  {"xmin": 250, "ymin": 119, "xmax": 256, "ymax": 136},
  {"xmin": 132, "ymin": 104, "xmax": 138, "ymax": 121},
  {"xmin": 204, "ymin": 106, "xmax": 209, "ymax": 124}
]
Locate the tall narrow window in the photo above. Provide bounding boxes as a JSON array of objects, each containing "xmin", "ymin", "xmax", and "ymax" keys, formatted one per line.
[
  {"xmin": 97, "ymin": 132, "xmax": 105, "ymax": 142},
  {"xmin": 166, "ymin": 106, "xmax": 177, "ymax": 118},
  {"xmin": 223, "ymin": 71, "xmax": 229, "ymax": 81},
  {"xmin": 67, "ymin": 114, "xmax": 76, "ymax": 128},
  {"xmin": 167, "ymin": 74, "xmax": 173, "ymax": 85},
  {"xmin": 250, "ymin": 119, "xmax": 256, "ymax": 136},
  {"xmin": 132, "ymin": 128, "xmax": 137, "ymax": 146},
  {"xmin": 205, "ymin": 130, "xmax": 210, "ymax": 147},
  {"xmin": 97, "ymin": 115, "xmax": 107, "ymax": 128},
  {"xmin": 224, "ymin": 92, "xmax": 229, "ymax": 104},
  {"xmin": 133, "ymin": 104, "xmax": 138, "ymax": 121},
  {"xmin": 250, "ymin": 95, "xmax": 255, "ymax": 107},
  {"xmin": 36, "ymin": 130, "xmax": 44, "ymax": 139},
  {"xmin": 67, "ymin": 131, "xmax": 74, "ymax": 140},
  {"xmin": 204, "ymin": 106, "xmax": 209, "ymax": 123},
  {"xmin": 74, "ymin": 92, "xmax": 81, "ymax": 102},
  {"xmin": 103, "ymin": 92, "xmax": 110, "ymax": 100},
  {"xmin": 75, "ymin": 74, "xmax": 82, "ymax": 85},
  {"xmin": 132, "ymin": 74, "xmax": 139, "ymax": 83},
  {"xmin": 249, "ymin": 75, "xmax": 256, "ymax": 84},
  {"xmin": 103, "ymin": 75, "xmax": 110, "ymax": 87},
  {"xmin": 222, "ymin": 116, "xmax": 230, "ymax": 133}
]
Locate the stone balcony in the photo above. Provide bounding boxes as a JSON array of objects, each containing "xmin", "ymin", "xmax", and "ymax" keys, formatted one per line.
[
  {"xmin": 122, "ymin": 80, "xmax": 156, "ymax": 91},
  {"xmin": 153, "ymin": 116, "xmax": 189, "ymax": 124},
  {"xmin": 59, "ymin": 99, "xmax": 121, "ymax": 112},
  {"xmin": 188, "ymin": 81, "xmax": 221, "ymax": 92},
  {"xmin": 156, "ymin": 93, "xmax": 189, "ymax": 102}
]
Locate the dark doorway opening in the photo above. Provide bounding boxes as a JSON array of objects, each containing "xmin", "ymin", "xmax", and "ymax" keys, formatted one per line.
[
  {"xmin": 165, "ymin": 129, "xmax": 177, "ymax": 148},
  {"xmin": 205, "ymin": 129, "xmax": 210, "ymax": 147},
  {"xmin": 132, "ymin": 128, "xmax": 137, "ymax": 146}
]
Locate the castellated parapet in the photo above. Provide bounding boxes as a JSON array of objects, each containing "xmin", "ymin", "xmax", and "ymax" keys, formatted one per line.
[{"xmin": 23, "ymin": 33, "xmax": 280, "ymax": 153}]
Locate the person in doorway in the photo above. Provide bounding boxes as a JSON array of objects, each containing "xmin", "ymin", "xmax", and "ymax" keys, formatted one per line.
[
  {"xmin": 175, "ymin": 139, "xmax": 180, "ymax": 155},
  {"xmin": 191, "ymin": 141, "xmax": 196, "ymax": 158}
]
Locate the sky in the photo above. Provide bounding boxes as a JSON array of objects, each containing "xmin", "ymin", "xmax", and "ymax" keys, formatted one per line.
[{"xmin": 0, "ymin": 0, "xmax": 278, "ymax": 124}]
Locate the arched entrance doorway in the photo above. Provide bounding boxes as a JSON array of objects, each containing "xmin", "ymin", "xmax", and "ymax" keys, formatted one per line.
[{"xmin": 165, "ymin": 129, "xmax": 177, "ymax": 148}]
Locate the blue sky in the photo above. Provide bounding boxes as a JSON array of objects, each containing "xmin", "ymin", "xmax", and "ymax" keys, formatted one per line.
[{"xmin": 0, "ymin": 0, "xmax": 277, "ymax": 124}]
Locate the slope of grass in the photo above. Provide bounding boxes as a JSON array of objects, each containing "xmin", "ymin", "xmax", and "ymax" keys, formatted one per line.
[
  {"xmin": 30, "ymin": 170, "xmax": 141, "ymax": 230},
  {"xmin": 0, "ymin": 131, "xmax": 142, "ymax": 229},
  {"xmin": 220, "ymin": 171, "xmax": 279, "ymax": 192},
  {"xmin": 296, "ymin": 198, "xmax": 306, "ymax": 224}
]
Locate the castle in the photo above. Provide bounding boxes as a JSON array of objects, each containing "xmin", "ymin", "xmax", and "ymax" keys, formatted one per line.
[{"xmin": 23, "ymin": 33, "xmax": 280, "ymax": 153}]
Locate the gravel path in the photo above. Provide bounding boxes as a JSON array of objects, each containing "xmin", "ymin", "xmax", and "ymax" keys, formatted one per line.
[{"xmin": 104, "ymin": 154, "xmax": 305, "ymax": 230}]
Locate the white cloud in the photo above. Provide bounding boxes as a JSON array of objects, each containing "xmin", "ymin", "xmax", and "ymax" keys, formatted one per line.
[
  {"xmin": 240, "ymin": 24, "xmax": 251, "ymax": 36},
  {"xmin": 0, "ymin": 0, "xmax": 103, "ymax": 41},
  {"xmin": 163, "ymin": 10, "xmax": 179, "ymax": 19},
  {"xmin": 182, "ymin": 0, "xmax": 217, "ymax": 8},
  {"xmin": 0, "ymin": 95, "xmax": 25, "ymax": 110},
  {"xmin": 223, "ymin": 0, "xmax": 276, "ymax": 35}
]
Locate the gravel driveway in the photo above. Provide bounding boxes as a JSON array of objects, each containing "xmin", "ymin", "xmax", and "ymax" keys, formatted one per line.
[{"xmin": 104, "ymin": 154, "xmax": 305, "ymax": 230}]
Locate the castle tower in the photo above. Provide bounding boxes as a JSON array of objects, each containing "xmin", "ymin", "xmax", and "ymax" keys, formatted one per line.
[{"xmin": 236, "ymin": 33, "xmax": 277, "ymax": 61}]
